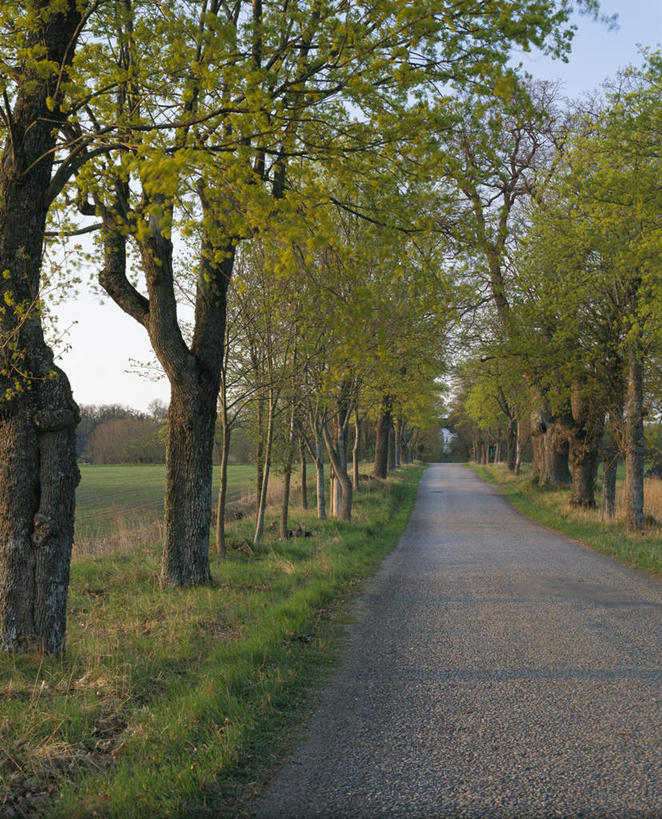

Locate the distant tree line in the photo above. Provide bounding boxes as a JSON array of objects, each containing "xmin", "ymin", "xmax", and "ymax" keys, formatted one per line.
[{"xmin": 77, "ymin": 400, "xmax": 167, "ymax": 463}]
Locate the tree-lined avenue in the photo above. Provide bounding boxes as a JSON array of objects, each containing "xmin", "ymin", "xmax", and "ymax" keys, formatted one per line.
[{"xmin": 256, "ymin": 463, "xmax": 662, "ymax": 817}]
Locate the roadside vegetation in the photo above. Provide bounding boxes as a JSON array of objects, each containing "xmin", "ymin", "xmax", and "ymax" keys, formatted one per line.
[
  {"xmin": 0, "ymin": 465, "xmax": 422, "ymax": 818},
  {"xmin": 471, "ymin": 463, "xmax": 662, "ymax": 577}
]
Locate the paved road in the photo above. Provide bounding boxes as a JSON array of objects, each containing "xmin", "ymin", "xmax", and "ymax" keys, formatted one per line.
[{"xmin": 255, "ymin": 464, "xmax": 662, "ymax": 818}]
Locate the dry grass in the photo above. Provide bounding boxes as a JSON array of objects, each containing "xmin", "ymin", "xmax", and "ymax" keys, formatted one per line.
[
  {"xmin": 642, "ymin": 476, "xmax": 662, "ymax": 522},
  {"xmin": 73, "ymin": 474, "xmax": 290, "ymax": 559},
  {"xmin": 73, "ymin": 510, "xmax": 165, "ymax": 559}
]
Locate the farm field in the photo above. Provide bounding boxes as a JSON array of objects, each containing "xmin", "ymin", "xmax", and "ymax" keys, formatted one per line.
[{"xmin": 75, "ymin": 463, "xmax": 257, "ymax": 553}]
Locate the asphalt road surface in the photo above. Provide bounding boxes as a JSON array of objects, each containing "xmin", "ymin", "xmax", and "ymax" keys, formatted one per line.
[{"xmin": 255, "ymin": 463, "xmax": 662, "ymax": 818}]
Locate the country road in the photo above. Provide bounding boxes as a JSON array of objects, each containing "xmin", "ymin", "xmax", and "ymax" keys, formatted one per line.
[{"xmin": 255, "ymin": 463, "xmax": 662, "ymax": 818}]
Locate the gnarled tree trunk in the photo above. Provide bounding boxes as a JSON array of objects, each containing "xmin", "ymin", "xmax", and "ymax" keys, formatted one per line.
[
  {"xmin": 530, "ymin": 410, "xmax": 571, "ymax": 486},
  {"xmin": 0, "ymin": 1, "xmax": 83, "ymax": 655},
  {"xmin": 568, "ymin": 387, "xmax": 603, "ymax": 509}
]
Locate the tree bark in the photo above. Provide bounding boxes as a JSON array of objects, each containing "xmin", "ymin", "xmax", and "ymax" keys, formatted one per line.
[
  {"xmin": 301, "ymin": 411, "xmax": 326, "ymax": 520},
  {"xmin": 569, "ymin": 443, "xmax": 600, "ymax": 508},
  {"xmin": 161, "ymin": 382, "xmax": 216, "ymax": 586},
  {"xmin": 255, "ymin": 395, "xmax": 265, "ymax": 515},
  {"xmin": 394, "ymin": 420, "xmax": 402, "ymax": 468},
  {"xmin": 530, "ymin": 411, "xmax": 571, "ymax": 486},
  {"xmin": 323, "ymin": 422, "xmax": 352, "ymax": 521},
  {"xmin": 388, "ymin": 420, "xmax": 396, "ymax": 472},
  {"xmin": 568, "ymin": 387, "xmax": 603, "ymax": 509},
  {"xmin": 374, "ymin": 396, "xmax": 392, "ymax": 479},
  {"xmin": 329, "ymin": 470, "xmax": 336, "ymax": 517},
  {"xmin": 352, "ymin": 409, "xmax": 360, "ymax": 490},
  {"xmin": 624, "ymin": 344, "xmax": 645, "ymax": 531},
  {"xmin": 0, "ymin": 1, "xmax": 83, "ymax": 655},
  {"xmin": 299, "ymin": 437, "xmax": 308, "ymax": 510},
  {"xmin": 254, "ymin": 391, "xmax": 275, "ymax": 547},
  {"xmin": 214, "ymin": 408, "xmax": 230, "ymax": 558},
  {"xmin": 507, "ymin": 417, "xmax": 517, "ymax": 472},
  {"xmin": 601, "ymin": 454, "xmax": 618, "ymax": 521},
  {"xmin": 99, "ymin": 185, "xmax": 233, "ymax": 585},
  {"xmin": 280, "ymin": 402, "xmax": 296, "ymax": 539},
  {"xmin": 600, "ymin": 411, "xmax": 620, "ymax": 521},
  {"xmin": 315, "ymin": 433, "xmax": 326, "ymax": 520}
]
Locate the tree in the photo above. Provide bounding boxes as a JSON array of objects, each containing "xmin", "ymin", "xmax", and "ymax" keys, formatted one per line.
[
  {"xmin": 70, "ymin": 0, "xmax": 594, "ymax": 583},
  {"xmin": 514, "ymin": 54, "xmax": 662, "ymax": 523},
  {"xmin": 428, "ymin": 80, "xmax": 576, "ymax": 486},
  {"xmin": 0, "ymin": 0, "xmax": 89, "ymax": 655}
]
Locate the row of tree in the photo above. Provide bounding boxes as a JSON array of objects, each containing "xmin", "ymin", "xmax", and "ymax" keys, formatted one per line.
[
  {"xmin": 0, "ymin": 0, "xmax": 605, "ymax": 656},
  {"xmin": 447, "ymin": 55, "xmax": 661, "ymax": 524}
]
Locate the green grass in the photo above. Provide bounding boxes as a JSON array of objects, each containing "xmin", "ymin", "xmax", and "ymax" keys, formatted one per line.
[
  {"xmin": 75, "ymin": 464, "xmax": 256, "ymax": 546},
  {"xmin": 470, "ymin": 463, "xmax": 662, "ymax": 577},
  {"xmin": 1, "ymin": 466, "xmax": 423, "ymax": 818}
]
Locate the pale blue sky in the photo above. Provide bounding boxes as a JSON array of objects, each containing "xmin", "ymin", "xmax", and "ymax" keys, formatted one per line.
[
  {"xmin": 56, "ymin": 1, "xmax": 662, "ymax": 412},
  {"xmin": 517, "ymin": 0, "xmax": 661, "ymax": 97}
]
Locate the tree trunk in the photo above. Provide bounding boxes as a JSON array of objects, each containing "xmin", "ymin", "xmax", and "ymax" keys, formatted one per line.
[
  {"xmin": 100, "ymin": 189, "xmax": 232, "ymax": 587},
  {"xmin": 600, "ymin": 411, "xmax": 620, "ymax": 521},
  {"xmin": 323, "ymin": 423, "xmax": 352, "ymax": 522},
  {"xmin": 352, "ymin": 410, "xmax": 360, "ymax": 490},
  {"xmin": 215, "ymin": 411, "xmax": 231, "ymax": 558},
  {"xmin": 530, "ymin": 411, "xmax": 571, "ymax": 486},
  {"xmin": 568, "ymin": 387, "xmax": 603, "ymax": 509},
  {"xmin": 254, "ymin": 393, "xmax": 275, "ymax": 547},
  {"xmin": 387, "ymin": 420, "xmax": 396, "ymax": 472},
  {"xmin": 507, "ymin": 417, "xmax": 517, "ymax": 472},
  {"xmin": 400, "ymin": 421, "xmax": 410, "ymax": 464},
  {"xmin": 161, "ymin": 382, "xmax": 216, "ymax": 586},
  {"xmin": 299, "ymin": 438, "xmax": 308, "ymax": 510},
  {"xmin": 0, "ymin": 1, "xmax": 83, "ymax": 655},
  {"xmin": 329, "ymin": 470, "xmax": 336, "ymax": 518},
  {"xmin": 515, "ymin": 421, "xmax": 522, "ymax": 476},
  {"xmin": 569, "ymin": 444, "xmax": 600, "ymax": 508},
  {"xmin": 395, "ymin": 420, "xmax": 402, "ymax": 468},
  {"xmin": 315, "ymin": 433, "xmax": 326, "ymax": 520},
  {"xmin": 601, "ymin": 455, "xmax": 618, "ymax": 521},
  {"xmin": 374, "ymin": 397, "xmax": 392, "ymax": 479},
  {"xmin": 624, "ymin": 345, "xmax": 645, "ymax": 531},
  {"xmin": 545, "ymin": 424, "xmax": 571, "ymax": 485},
  {"xmin": 255, "ymin": 396, "xmax": 265, "ymax": 515},
  {"xmin": 280, "ymin": 403, "xmax": 296, "ymax": 539}
]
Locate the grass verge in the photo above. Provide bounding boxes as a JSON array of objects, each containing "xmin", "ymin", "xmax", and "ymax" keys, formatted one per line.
[
  {"xmin": 1, "ymin": 465, "xmax": 423, "ymax": 818},
  {"xmin": 469, "ymin": 463, "xmax": 662, "ymax": 578}
]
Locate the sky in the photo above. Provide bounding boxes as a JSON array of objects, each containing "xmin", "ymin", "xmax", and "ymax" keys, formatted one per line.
[{"xmin": 53, "ymin": 0, "xmax": 662, "ymax": 413}]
